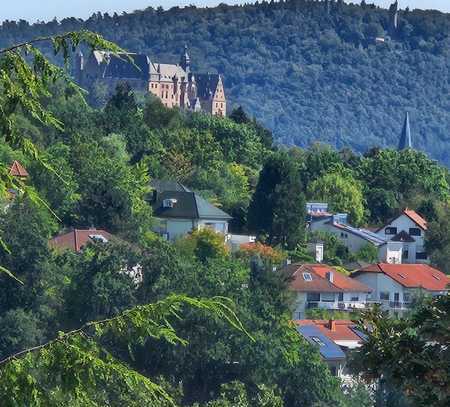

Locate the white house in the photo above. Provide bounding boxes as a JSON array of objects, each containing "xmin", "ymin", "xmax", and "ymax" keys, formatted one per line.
[
  {"xmin": 376, "ymin": 209, "xmax": 428, "ymax": 263},
  {"xmin": 284, "ymin": 263, "xmax": 372, "ymax": 319},
  {"xmin": 309, "ymin": 213, "xmax": 403, "ymax": 264},
  {"xmin": 351, "ymin": 263, "xmax": 449, "ymax": 316},
  {"xmin": 150, "ymin": 180, "xmax": 232, "ymax": 241}
]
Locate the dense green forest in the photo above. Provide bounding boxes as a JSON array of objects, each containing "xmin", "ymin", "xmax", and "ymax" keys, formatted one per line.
[
  {"xmin": 0, "ymin": 77, "xmax": 359, "ymax": 405},
  {"xmin": 3, "ymin": 78, "xmax": 449, "ymax": 404},
  {"xmin": 1, "ymin": 1, "xmax": 450, "ymax": 163},
  {"xmin": 0, "ymin": 27, "xmax": 449, "ymax": 404}
]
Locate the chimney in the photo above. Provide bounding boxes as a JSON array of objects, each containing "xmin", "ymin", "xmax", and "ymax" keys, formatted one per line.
[
  {"xmin": 328, "ymin": 319, "xmax": 336, "ymax": 332},
  {"xmin": 326, "ymin": 271, "xmax": 334, "ymax": 283}
]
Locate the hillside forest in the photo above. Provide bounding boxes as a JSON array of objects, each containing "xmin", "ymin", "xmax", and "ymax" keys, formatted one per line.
[
  {"xmin": 0, "ymin": 70, "xmax": 449, "ymax": 404},
  {"xmin": 1, "ymin": 1, "xmax": 450, "ymax": 163},
  {"xmin": 0, "ymin": 7, "xmax": 450, "ymax": 407}
]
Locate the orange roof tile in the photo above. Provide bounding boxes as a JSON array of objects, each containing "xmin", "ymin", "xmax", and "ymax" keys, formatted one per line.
[
  {"xmin": 286, "ymin": 263, "xmax": 372, "ymax": 293},
  {"xmin": 49, "ymin": 229, "xmax": 113, "ymax": 252},
  {"xmin": 9, "ymin": 160, "xmax": 29, "ymax": 178},
  {"xmin": 403, "ymin": 208, "xmax": 427, "ymax": 230},
  {"xmin": 295, "ymin": 320, "xmax": 365, "ymax": 343},
  {"xmin": 353, "ymin": 263, "xmax": 449, "ymax": 292}
]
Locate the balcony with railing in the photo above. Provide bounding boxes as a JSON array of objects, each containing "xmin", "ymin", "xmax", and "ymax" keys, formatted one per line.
[
  {"xmin": 306, "ymin": 301, "xmax": 367, "ymax": 311},
  {"xmin": 366, "ymin": 299, "xmax": 412, "ymax": 310}
]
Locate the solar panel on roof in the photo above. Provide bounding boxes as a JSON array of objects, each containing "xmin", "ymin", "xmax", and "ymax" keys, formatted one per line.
[{"xmin": 297, "ymin": 326, "xmax": 345, "ymax": 360}]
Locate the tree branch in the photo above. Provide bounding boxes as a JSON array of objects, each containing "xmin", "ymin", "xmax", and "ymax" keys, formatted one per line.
[
  {"xmin": 0, "ymin": 313, "xmax": 119, "ymax": 366},
  {"xmin": 0, "ymin": 35, "xmax": 67, "ymax": 54}
]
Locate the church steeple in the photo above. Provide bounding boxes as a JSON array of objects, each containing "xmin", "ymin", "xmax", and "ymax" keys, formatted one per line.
[
  {"xmin": 398, "ymin": 112, "xmax": 412, "ymax": 150},
  {"xmin": 180, "ymin": 44, "xmax": 191, "ymax": 73}
]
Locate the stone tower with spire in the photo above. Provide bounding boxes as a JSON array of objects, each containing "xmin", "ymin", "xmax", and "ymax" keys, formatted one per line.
[
  {"xmin": 398, "ymin": 112, "xmax": 412, "ymax": 150},
  {"xmin": 180, "ymin": 44, "xmax": 191, "ymax": 73}
]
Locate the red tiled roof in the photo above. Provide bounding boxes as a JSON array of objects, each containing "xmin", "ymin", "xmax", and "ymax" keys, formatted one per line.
[
  {"xmin": 294, "ymin": 319, "xmax": 364, "ymax": 343},
  {"xmin": 354, "ymin": 263, "xmax": 449, "ymax": 291},
  {"xmin": 286, "ymin": 264, "xmax": 372, "ymax": 293},
  {"xmin": 9, "ymin": 160, "xmax": 29, "ymax": 178},
  {"xmin": 49, "ymin": 229, "xmax": 113, "ymax": 252},
  {"xmin": 403, "ymin": 208, "xmax": 428, "ymax": 231}
]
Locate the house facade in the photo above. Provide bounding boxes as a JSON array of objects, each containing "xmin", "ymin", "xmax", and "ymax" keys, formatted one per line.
[
  {"xmin": 75, "ymin": 46, "xmax": 226, "ymax": 117},
  {"xmin": 376, "ymin": 209, "xmax": 428, "ymax": 263},
  {"xmin": 309, "ymin": 212, "xmax": 403, "ymax": 264},
  {"xmin": 284, "ymin": 263, "xmax": 372, "ymax": 319},
  {"xmin": 150, "ymin": 180, "xmax": 232, "ymax": 241},
  {"xmin": 351, "ymin": 263, "xmax": 449, "ymax": 315}
]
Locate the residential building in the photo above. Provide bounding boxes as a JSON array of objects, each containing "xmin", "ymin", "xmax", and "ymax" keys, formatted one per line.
[
  {"xmin": 150, "ymin": 180, "xmax": 232, "ymax": 241},
  {"xmin": 49, "ymin": 228, "xmax": 144, "ymax": 284},
  {"xmin": 9, "ymin": 160, "xmax": 29, "ymax": 179},
  {"xmin": 295, "ymin": 319, "xmax": 366, "ymax": 380},
  {"xmin": 75, "ymin": 46, "xmax": 226, "ymax": 117},
  {"xmin": 309, "ymin": 212, "xmax": 403, "ymax": 264},
  {"xmin": 351, "ymin": 263, "xmax": 449, "ymax": 315},
  {"xmin": 284, "ymin": 263, "xmax": 372, "ymax": 319},
  {"xmin": 226, "ymin": 234, "xmax": 256, "ymax": 252},
  {"xmin": 376, "ymin": 208, "xmax": 428, "ymax": 263},
  {"xmin": 49, "ymin": 228, "xmax": 112, "ymax": 252},
  {"xmin": 5, "ymin": 160, "xmax": 29, "ymax": 203}
]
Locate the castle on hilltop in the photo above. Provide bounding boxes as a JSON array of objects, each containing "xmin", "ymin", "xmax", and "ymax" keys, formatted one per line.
[{"xmin": 74, "ymin": 46, "xmax": 227, "ymax": 117}]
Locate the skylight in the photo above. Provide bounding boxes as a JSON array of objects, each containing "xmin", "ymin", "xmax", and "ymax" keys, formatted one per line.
[
  {"xmin": 89, "ymin": 234, "xmax": 108, "ymax": 243},
  {"xmin": 311, "ymin": 336, "xmax": 325, "ymax": 347},
  {"xmin": 398, "ymin": 273, "xmax": 406, "ymax": 279},
  {"xmin": 432, "ymin": 274, "xmax": 441, "ymax": 281},
  {"xmin": 303, "ymin": 272, "xmax": 312, "ymax": 281}
]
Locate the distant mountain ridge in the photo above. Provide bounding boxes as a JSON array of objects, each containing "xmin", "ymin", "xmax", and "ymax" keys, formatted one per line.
[{"xmin": 2, "ymin": 1, "xmax": 450, "ymax": 164}]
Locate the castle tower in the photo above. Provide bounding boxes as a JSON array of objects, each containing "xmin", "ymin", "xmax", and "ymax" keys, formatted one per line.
[
  {"xmin": 180, "ymin": 45, "xmax": 191, "ymax": 73},
  {"xmin": 398, "ymin": 112, "xmax": 412, "ymax": 150}
]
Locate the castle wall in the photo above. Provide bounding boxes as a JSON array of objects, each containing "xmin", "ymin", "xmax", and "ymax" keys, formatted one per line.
[{"xmin": 78, "ymin": 51, "xmax": 226, "ymax": 116}]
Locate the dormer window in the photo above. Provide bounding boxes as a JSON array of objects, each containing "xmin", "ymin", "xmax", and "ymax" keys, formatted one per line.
[
  {"xmin": 163, "ymin": 198, "xmax": 177, "ymax": 208},
  {"xmin": 303, "ymin": 272, "xmax": 312, "ymax": 281},
  {"xmin": 89, "ymin": 234, "xmax": 108, "ymax": 243}
]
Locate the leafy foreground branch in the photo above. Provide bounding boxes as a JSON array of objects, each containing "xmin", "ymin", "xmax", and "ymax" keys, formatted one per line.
[
  {"xmin": 0, "ymin": 31, "xmax": 123, "ymax": 280},
  {"xmin": 350, "ymin": 294, "xmax": 450, "ymax": 407},
  {"xmin": 0, "ymin": 294, "xmax": 250, "ymax": 406}
]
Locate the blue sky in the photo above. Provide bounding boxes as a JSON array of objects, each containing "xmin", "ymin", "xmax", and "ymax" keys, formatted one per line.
[{"xmin": 0, "ymin": 1, "xmax": 448, "ymax": 23}]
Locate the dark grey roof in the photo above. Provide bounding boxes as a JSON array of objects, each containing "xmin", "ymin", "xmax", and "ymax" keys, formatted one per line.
[
  {"xmin": 398, "ymin": 112, "xmax": 412, "ymax": 150},
  {"xmin": 151, "ymin": 179, "xmax": 191, "ymax": 193},
  {"xmin": 195, "ymin": 73, "xmax": 220, "ymax": 99},
  {"xmin": 153, "ymin": 191, "xmax": 232, "ymax": 220},
  {"xmin": 103, "ymin": 53, "xmax": 150, "ymax": 81},
  {"xmin": 327, "ymin": 221, "xmax": 387, "ymax": 246}
]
